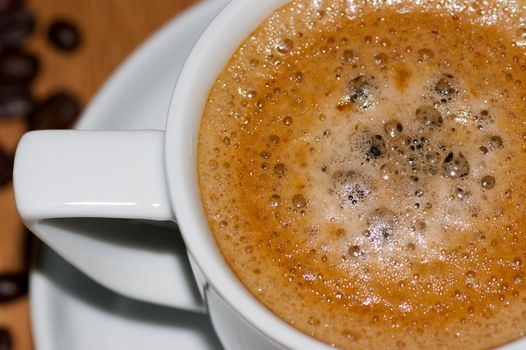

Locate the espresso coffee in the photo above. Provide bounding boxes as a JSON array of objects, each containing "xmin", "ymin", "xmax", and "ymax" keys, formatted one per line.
[{"xmin": 197, "ymin": 0, "xmax": 526, "ymax": 348}]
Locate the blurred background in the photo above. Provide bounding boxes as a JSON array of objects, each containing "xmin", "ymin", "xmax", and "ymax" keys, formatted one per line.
[{"xmin": 0, "ymin": 1, "xmax": 199, "ymax": 348}]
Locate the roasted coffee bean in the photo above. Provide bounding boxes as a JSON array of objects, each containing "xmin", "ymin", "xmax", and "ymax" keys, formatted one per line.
[
  {"xmin": 0, "ymin": 146, "xmax": 11, "ymax": 186},
  {"xmin": 0, "ymin": 272, "xmax": 28, "ymax": 303},
  {"xmin": 0, "ymin": 50, "xmax": 39, "ymax": 84},
  {"xmin": 48, "ymin": 19, "xmax": 81, "ymax": 52},
  {"xmin": 0, "ymin": 327, "xmax": 11, "ymax": 350},
  {"xmin": 0, "ymin": 9, "xmax": 35, "ymax": 47},
  {"xmin": 0, "ymin": 0, "xmax": 22, "ymax": 13},
  {"xmin": 0, "ymin": 85, "xmax": 32, "ymax": 118},
  {"xmin": 22, "ymin": 229, "xmax": 34, "ymax": 270},
  {"xmin": 28, "ymin": 91, "xmax": 81, "ymax": 130}
]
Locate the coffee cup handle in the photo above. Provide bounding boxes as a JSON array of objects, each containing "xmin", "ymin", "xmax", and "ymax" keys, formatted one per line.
[{"xmin": 14, "ymin": 129, "xmax": 205, "ymax": 312}]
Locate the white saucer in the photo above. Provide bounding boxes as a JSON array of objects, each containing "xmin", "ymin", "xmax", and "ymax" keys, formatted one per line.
[{"xmin": 30, "ymin": 1, "xmax": 227, "ymax": 349}]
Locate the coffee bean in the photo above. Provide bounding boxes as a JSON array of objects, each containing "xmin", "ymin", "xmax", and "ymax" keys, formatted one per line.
[
  {"xmin": 0, "ymin": 146, "xmax": 12, "ymax": 186},
  {"xmin": 0, "ymin": 272, "xmax": 28, "ymax": 303},
  {"xmin": 48, "ymin": 19, "xmax": 81, "ymax": 52},
  {"xmin": 28, "ymin": 91, "xmax": 81, "ymax": 130},
  {"xmin": 0, "ymin": 85, "xmax": 32, "ymax": 118},
  {"xmin": 20, "ymin": 228, "xmax": 33, "ymax": 270},
  {"xmin": 0, "ymin": 9, "xmax": 35, "ymax": 47},
  {"xmin": 0, "ymin": 327, "xmax": 11, "ymax": 350},
  {"xmin": 0, "ymin": 50, "xmax": 39, "ymax": 84},
  {"xmin": 0, "ymin": 0, "xmax": 22, "ymax": 13}
]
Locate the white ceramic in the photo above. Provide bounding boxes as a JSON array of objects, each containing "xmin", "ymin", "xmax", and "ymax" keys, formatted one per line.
[
  {"xmin": 23, "ymin": 0, "xmax": 230, "ymax": 313},
  {"xmin": 32, "ymin": 246, "xmax": 223, "ymax": 350},
  {"xmin": 16, "ymin": 0, "xmax": 525, "ymax": 349},
  {"xmin": 32, "ymin": 2, "xmax": 226, "ymax": 348},
  {"xmin": 15, "ymin": 0, "xmax": 327, "ymax": 349}
]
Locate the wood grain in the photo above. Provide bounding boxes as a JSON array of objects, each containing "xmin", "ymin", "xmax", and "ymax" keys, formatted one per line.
[{"xmin": 0, "ymin": 1, "xmax": 197, "ymax": 349}]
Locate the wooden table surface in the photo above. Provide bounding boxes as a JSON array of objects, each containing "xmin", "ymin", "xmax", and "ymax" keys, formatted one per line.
[{"xmin": 0, "ymin": 1, "xmax": 198, "ymax": 348}]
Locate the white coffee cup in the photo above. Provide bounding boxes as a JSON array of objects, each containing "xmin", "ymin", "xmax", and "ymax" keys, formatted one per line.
[
  {"xmin": 13, "ymin": 0, "xmax": 330, "ymax": 349},
  {"xmin": 15, "ymin": 1, "xmax": 526, "ymax": 349}
]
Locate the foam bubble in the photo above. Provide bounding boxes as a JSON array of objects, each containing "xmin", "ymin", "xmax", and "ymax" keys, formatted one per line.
[
  {"xmin": 274, "ymin": 163, "xmax": 286, "ymax": 176},
  {"xmin": 343, "ymin": 49, "xmax": 359, "ymax": 64},
  {"xmin": 442, "ymin": 152, "xmax": 470, "ymax": 178},
  {"xmin": 415, "ymin": 106, "xmax": 444, "ymax": 128},
  {"xmin": 374, "ymin": 52, "xmax": 389, "ymax": 65},
  {"xmin": 481, "ymin": 175, "xmax": 496, "ymax": 189},
  {"xmin": 384, "ymin": 120, "xmax": 404, "ymax": 138},
  {"xmin": 282, "ymin": 116, "xmax": 293, "ymax": 125},
  {"xmin": 276, "ymin": 38, "xmax": 294, "ymax": 53},
  {"xmin": 343, "ymin": 74, "xmax": 377, "ymax": 109},
  {"xmin": 417, "ymin": 48, "xmax": 435, "ymax": 62},
  {"xmin": 434, "ymin": 74, "xmax": 457, "ymax": 97},
  {"xmin": 293, "ymin": 194, "xmax": 307, "ymax": 208}
]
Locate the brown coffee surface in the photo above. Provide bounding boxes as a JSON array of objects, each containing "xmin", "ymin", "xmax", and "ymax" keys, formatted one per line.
[{"xmin": 197, "ymin": 0, "xmax": 526, "ymax": 348}]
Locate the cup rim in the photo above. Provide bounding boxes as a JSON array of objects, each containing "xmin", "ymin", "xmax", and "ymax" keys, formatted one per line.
[
  {"xmin": 165, "ymin": 0, "xmax": 526, "ymax": 349},
  {"xmin": 164, "ymin": 0, "xmax": 329, "ymax": 348}
]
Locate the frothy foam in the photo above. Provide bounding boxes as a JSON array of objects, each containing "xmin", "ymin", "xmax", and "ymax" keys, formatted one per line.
[{"xmin": 198, "ymin": 0, "xmax": 526, "ymax": 348}]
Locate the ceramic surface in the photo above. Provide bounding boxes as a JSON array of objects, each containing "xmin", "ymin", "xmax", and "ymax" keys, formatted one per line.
[
  {"xmin": 24, "ymin": 0, "xmax": 231, "ymax": 312},
  {"xmin": 28, "ymin": 0, "xmax": 526, "ymax": 348},
  {"xmin": 31, "ymin": 1, "xmax": 226, "ymax": 349}
]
